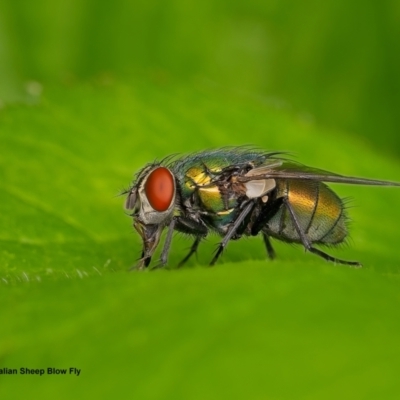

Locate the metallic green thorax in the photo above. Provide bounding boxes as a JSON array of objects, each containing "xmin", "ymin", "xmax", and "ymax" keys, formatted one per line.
[{"xmin": 169, "ymin": 149, "xmax": 269, "ymax": 230}]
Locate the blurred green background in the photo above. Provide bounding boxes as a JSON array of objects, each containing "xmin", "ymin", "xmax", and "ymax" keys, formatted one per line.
[
  {"xmin": 1, "ymin": 1, "xmax": 400, "ymax": 399},
  {"xmin": 1, "ymin": 0, "xmax": 400, "ymax": 153}
]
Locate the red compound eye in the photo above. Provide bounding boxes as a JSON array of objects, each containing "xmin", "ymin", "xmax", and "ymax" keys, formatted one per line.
[{"xmin": 144, "ymin": 167, "xmax": 175, "ymax": 212}]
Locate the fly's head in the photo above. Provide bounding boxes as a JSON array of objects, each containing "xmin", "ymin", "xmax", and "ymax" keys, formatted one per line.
[{"xmin": 125, "ymin": 164, "xmax": 176, "ymax": 269}]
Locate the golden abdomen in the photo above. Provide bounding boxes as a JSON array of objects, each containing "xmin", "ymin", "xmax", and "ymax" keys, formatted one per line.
[{"xmin": 265, "ymin": 179, "xmax": 347, "ymax": 244}]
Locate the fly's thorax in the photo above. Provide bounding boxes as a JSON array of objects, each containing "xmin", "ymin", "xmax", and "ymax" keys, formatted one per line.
[
  {"xmin": 203, "ymin": 211, "xmax": 237, "ymax": 235},
  {"xmin": 197, "ymin": 184, "xmax": 223, "ymax": 211},
  {"xmin": 183, "ymin": 164, "xmax": 277, "ymax": 211},
  {"xmin": 185, "ymin": 166, "xmax": 220, "ymax": 185},
  {"xmin": 181, "ymin": 165, "xmax": 234, "ymax": 213},
  {"xmin": 182, "ymin": 165, "xmax": 221, "ymax": 197},
  {"xmin": 125, "ymin": 165, "xmax": 177, "ymax": 225},
  {"xmin": 198, "ymin": 184, "xmax": 240, "ymax": 213}
]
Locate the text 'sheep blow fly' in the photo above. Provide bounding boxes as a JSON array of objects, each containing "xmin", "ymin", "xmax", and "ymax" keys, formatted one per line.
[{"xmin": 124, "ymin": 148, "xmax": 399, "ymax": 269}]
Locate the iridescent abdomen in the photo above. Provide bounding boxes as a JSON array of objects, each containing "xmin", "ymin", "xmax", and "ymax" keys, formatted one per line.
[{"xmin": 265, "ymin": 179, "xmax": 347, "ymax": 244}]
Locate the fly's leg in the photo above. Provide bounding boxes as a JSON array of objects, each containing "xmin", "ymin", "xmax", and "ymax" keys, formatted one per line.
[
  {"xmin": 232, "ymin": 200, "xmax": 257, "ymax": 238},
  {"xmin": 251, "ymin": 197, "xmax": 284, "ymax": 235},
  {"xmin": 283, "ymin": 197, "xmax": 362, "ymax": 267},
  {"xmin": 210, "ymin": 200, "xmax": 255, "ymax": 266},
  {"xmin": 142, "ymin": 251, "xmax": 152, "ymax": 267},
  {"xmin": 175, "ymin": 217, "xmax": 208, "ymax": 267},
  {"xmin": 130, "ymin": 251, "xmax": 152, "ymax": 271},
  {"xmin": 153, "ymin": 215, "xmax": 206, "ymax": 269},
  {"xmin": 149, "ymin": 218, "xmax": 177, "ymax": 270},
  {"xmin": 262, "ymin": 233, "xmax": 276, "ymax": 260},
  {"xmin": 177, "ymin": 236, "xmax": 202, "ymax": 267},
  {"xmin": 252, "ymin": 197, "xmax": 284, "ymax": 261}
]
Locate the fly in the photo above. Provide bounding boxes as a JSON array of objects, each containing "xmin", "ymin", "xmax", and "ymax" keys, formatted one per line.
[{"xmin": 123, "ymin": 148, "xmax": 400, "ymax": 269}]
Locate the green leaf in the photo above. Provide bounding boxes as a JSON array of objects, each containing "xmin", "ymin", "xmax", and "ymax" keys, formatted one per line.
[{"xmin": 1, "ymin": 79, "xmax": 400, "ymax": 399}]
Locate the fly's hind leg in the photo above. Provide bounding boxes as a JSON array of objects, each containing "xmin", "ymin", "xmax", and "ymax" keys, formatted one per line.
[
  {"xmin": 283, "ymin": 197, "xmax": 362, "ymax": 267},
  {"xmin": 262, "ymin": 233, "xmax": 276, "ymax": 260},
  {"xmin": 307, "ymin": 247, "xmax": 361, "ymax": 267}
]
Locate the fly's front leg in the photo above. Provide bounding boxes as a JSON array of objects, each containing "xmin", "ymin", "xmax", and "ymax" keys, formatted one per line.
[
  {"xmin": 283, "ymin": 198, "xmax": 361, "ymax": 267},
  {"xmin": 210, "ymin": 200, "xmax": 256, "ymax": 266},
  {"xmin": 152, "ymin": 218, "xmax": 176, "ymax": 269},
  {"xmin": 131, "ymin": 251, "xmax": 151, "ymax": 271},
  {"xmin": 131, "ymin": 222, "xmax": 163, "ymax": 271}
]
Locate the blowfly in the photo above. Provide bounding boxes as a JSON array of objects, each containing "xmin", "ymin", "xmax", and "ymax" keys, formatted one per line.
[{"xmin": 123, "ymin": 148, "xmax": 400, "ymax": 269}]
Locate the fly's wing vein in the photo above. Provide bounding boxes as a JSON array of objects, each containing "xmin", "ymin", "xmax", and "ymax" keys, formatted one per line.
[{"xmin": 239, "ymin": 161, "xmax": 400, "ymax": 187}]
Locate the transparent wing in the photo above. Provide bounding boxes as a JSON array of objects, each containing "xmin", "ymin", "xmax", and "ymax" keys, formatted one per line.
[{"xmin": 240, "ymin": 161, "xmax": 400, "ymax": 186}]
